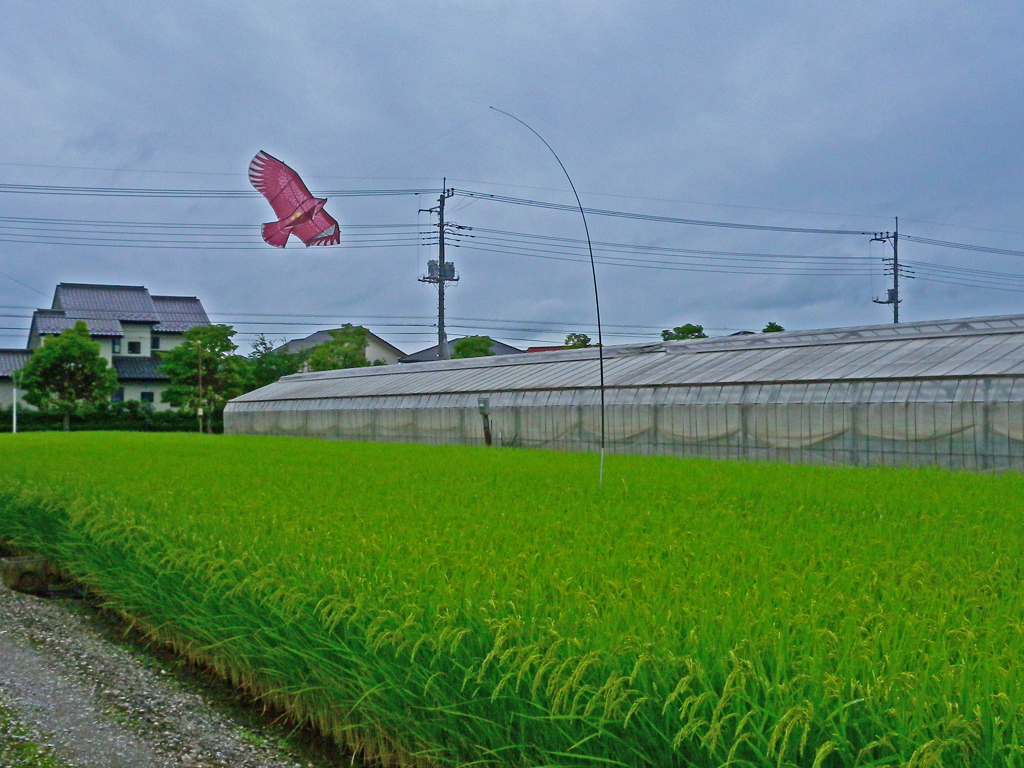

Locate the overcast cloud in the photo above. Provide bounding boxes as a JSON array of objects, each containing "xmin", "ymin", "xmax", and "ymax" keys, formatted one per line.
[{"xmin": 2, "ymin": 1, "xmax": 1023, "ymax": 354}]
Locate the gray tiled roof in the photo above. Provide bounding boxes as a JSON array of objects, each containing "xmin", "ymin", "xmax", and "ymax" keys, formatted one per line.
[
  {"xmin": 276, "ymin": 327, "xmax": 406, "ymax": 357},
  {"xmin": 152, "ymin": 295, "xmax": 210, "ymax": 333},
  {"xmin": 111, "ymin": 356, "xmax": 168, "ymax": 381},
  {"xmin": 0, "ymin": 349, "xmax": 31, "ymax": 378},
  {"xmin": 33, "ymin": 310, "xmax": 124, "ymax": 337},
  {"xmin": 399, "ymin": 338, "xmax": 523, "ymax": 363},
  {"xmin": 33, "ymin": 284, "xmax": 210, "ymax": 340},
  {"xmin": 276, "ymin": 329, "xmax": 335, "ymax": 352},
  {"xmin": 1, "ymin": 349, "xmax": 167, "ymax": 382},
  {"xmin": 54, "ymin": 283, "xmax": 161, "ymax": 322}
]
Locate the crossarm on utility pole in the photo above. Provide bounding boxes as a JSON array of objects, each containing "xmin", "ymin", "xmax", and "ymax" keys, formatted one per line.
[{"xmin": 418, "ymin": 182, "xmax": 458, "ymax": 360}]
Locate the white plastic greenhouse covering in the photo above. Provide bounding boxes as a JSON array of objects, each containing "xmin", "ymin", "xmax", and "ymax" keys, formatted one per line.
[{"xmin": 225, "ymin": 314, "xmax": 1024, "ymax": 469}]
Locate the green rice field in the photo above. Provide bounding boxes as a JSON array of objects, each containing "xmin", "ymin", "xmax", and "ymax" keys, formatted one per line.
[{"xmin": 1, "ymin": 432, "xmax": 1023, "ymax": 767}]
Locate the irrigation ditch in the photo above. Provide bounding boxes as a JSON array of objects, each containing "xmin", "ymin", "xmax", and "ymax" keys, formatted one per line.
[{"xmin": 0, "ymin": 548, "xmax": 356, "ymax": 768}]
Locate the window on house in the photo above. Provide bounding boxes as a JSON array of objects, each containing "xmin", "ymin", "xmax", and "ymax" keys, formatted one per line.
[
  {"xmin": 151, "ymin": 336, "xmax": 160, "ymax": 350},
  {"xmin": 111, "ymin": 388, "xmax": 124, "ymax": 403},
  {"xmin": 128, "ymin": 341, "xmax": 141, "ymax": 354},
  {"xmin": 140, "ymin": 392, "xmax": 154, "ymax": 403},
  {"xmin": 112, "ymin": 339, "xmax": 121, "ymax": 354}
]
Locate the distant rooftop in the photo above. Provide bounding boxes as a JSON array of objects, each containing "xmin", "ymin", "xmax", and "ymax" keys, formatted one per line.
[
  {"xmin": 399, "ymin": 338, "xmax": 523, "ymax": 363},
  {"xmin": 0, "ymin": 349, "xmax": 31, "ymax": 378},
  {"xmin": 657, "ymin": 313, "xmax": 1024, "ymax": 352},
  {"xmin": 276, "ymin": 327, "xmax": 406, "ymax": 358}
]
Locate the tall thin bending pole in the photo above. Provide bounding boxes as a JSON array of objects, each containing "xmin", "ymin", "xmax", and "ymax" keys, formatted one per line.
[{"xmin": 490, "ymin": 107, "xmax": 607, "ymax": 483}]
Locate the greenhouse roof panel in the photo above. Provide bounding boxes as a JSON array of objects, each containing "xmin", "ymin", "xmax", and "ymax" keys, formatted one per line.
[
  {"xmin": 922, "ymin": 336, "xmax": 1024, "ymax": 377},
  {"xmin": 230, "ymin": 313, "xmax": 1024, "ymax": 407}
]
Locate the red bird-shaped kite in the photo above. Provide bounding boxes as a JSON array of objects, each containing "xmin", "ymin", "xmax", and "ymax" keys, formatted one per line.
[{"xmin": 249, "ymin": 151, "xmax": 340, "ymax": 247}]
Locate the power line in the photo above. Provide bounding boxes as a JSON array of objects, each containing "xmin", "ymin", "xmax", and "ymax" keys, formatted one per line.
[
  {"xmin": 0, "ymin": 159, "xmax": 899, "ymax": 223},
  {"xmin": 0, "ymin": 303, "xmax": 673, "ymax": 330},
  {"xmin": 0, "ymin": 210, "xmax": 880, "ymax": 272},
  {"xmin": 0, "ymin": 236, "xmax": 425, "ymax": 251},
  {"xmin": 904, "ymin": 260, "xmax": 1024, "ymax": 284},
  {"xmin": 901, "ymin": 234, "xmax": 1024, "ymax": 258},
  {"xmin": 4, "ymin": 187, "xmax": 1023, "ymax": 258},
  {"xmin": 4, "ymin": 182, "xmax": 1024, "ymax": 302},
  {"xmin": 465, "ymin": 228, "xmax": 874, "ymax": 261},
  {"xmin": 456, "ymin": 242, "xmax": 877, "ymax": 276},
  {"xmin": 899, "ymin": 219, "xmax": 1024, "ymax": 238},
  {"xmin": 0, "ymin": 182, "xmax": 436, "ymax": 198},
  {"xmin": 0, "ymin": 313, "xmax": 671, "ymax": 333},
  {"xmin": 5, "ymin": 179, "xmax": 1024, "ymax": 251},
  {"xmin": 459, "ymin": 233, "xmax": 874, "ymax": 272},
  {"xmin": 0, "ymin": 270, "xmax": 46, "ymax": 297},
  {"xmin": 453, "ymin": 189, "xmax": 877, "ymax": 235},
  {"xmin": 0, "ymin": 215, "xmax": 423, "ymax": 230}
]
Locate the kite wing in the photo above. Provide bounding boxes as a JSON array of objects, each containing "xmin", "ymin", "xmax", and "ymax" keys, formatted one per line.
[
  {"xmin": 249, "ymin": 150, "xmax": 339, "ymax": 247},
  {"xmin": 249, "ymin": 150, "xmax": 317, "ymax": 221},
  {"xmin": 292, "ymin": 208, "xmax": 341, "ymax": 246}
]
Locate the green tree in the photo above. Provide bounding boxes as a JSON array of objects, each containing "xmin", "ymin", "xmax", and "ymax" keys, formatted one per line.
[
  {"xmin": 564, "ymin": 332, "xmax": 594, "ymax": 348},
  {"xmin": 452, "ymin": 336, "xmax": 495, "ymax": 359},
  {"xmin": 17, "ymin": 320, "xmax": 118, "ymax": 431},
  {"xmin": 159, "ymin": 324, "xmax": 247, "ymax": 432},
  {"xmin": 762, "ymin": 321, "xmax": 785, "ymax": 333},
  {"xmin": 661, "ymin": 324, "xmax": 707, "ymax": 341},
  {"xmin": 243, "ymin": 334, "xmax": 308, "ymax": 390},
  {"xmin": 307, "ymin": 325, "xmax": 383, "ymax": 371}
]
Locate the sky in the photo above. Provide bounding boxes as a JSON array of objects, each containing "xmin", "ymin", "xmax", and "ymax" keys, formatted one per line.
[{"xmin": 2, "ymin": 1, "xmax": 1023, "ymax": 355}]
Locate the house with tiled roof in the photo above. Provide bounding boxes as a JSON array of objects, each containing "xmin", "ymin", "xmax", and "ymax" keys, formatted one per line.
[
  {"xmin": 2, "ymin": 283, "xmax": 210, "ymax": 412},
  {"xmin": 398, "ymin": 337, "xmax": 523, "ymax": 363},
  {"xmin": 275, "ymin": 327, "xmax": 406, "ymax": 364},
  {"xmin": 0, "ymin": 349, "xmax": 32, "ymax": 409}
]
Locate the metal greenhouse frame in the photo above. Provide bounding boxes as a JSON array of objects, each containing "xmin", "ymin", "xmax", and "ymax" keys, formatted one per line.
[{"xmin": 225, "ymin": 314, "xmax": 1024, "ymax": 470}]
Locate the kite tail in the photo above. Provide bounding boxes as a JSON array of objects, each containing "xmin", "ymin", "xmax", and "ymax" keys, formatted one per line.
[{"xmin": 261, "ymin": 220, "xmax": 291, "ymax": 248}]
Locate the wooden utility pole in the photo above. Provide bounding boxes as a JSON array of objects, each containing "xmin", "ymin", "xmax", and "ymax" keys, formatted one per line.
[
  {"xmin": 419, "ymin": 183, "xmax": 457, "ymax": 359},
  {"xmin": 437, "ymin": 187, "xmax": 451, "ymax": 359},
  {"xmin": 893, "ymin": 221, "xmax": 899, "ymax": 323},
  {"xmin": 872, "ymin": 218, "xmax": 912, "ymax": 323}
]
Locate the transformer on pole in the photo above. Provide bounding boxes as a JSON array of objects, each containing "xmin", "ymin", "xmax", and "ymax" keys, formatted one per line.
[
  {"xmin": 872, "ymin": 217, "xmax": 913, "ymax": 323},
  {"xmin": 419, "ymin": 184, "xmax": 459, "ymax": 359}
]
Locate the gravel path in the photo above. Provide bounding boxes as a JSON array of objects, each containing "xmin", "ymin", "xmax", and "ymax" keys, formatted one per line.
[{"xmin": 0, "ymin": 581, "xmax": 352, "ymax": 768}]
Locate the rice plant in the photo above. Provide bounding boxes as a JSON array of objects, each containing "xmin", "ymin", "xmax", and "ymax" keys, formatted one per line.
[{"xmin": 1, "ymin": 432, "xmax": 1024, "ymax": 766}]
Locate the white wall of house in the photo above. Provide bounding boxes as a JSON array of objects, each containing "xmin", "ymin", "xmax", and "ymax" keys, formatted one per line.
[
  {"xmin": 0, "ymin": 380, "xmax": 31, "ymax": 411},
  {"xmin": 96, "ymin": 337, "xmax": 116, "ymax": 362},
  {"xmin": 1, "ymin": 378, "xmax": 177, "ymax": 413},
  {"xmin": 367, "ymin": 337, "xmax": 403, "ymax": 365},
  {"xmin": 154, "ymin": 332, "xmax": 186, "ymax": 355},
  {"xmin": 95, "ymin": 330, "xmax": 186, "ymax": 360},
  {"xmin": 29, "ymin": 329, "xmax": 190, "ymax": 411},
  {"xmin": 119, "ymin": 322, "xmax": 153, "ymax": 357},
  {"xmin": 117, "ymin": 381, "xmax": 174, "ymax": 411}
]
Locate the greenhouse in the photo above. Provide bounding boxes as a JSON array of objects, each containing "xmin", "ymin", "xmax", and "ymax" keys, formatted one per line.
[{"xmin": 225, "ymin": 314, "xmax": 1024, "ymax": 470}]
